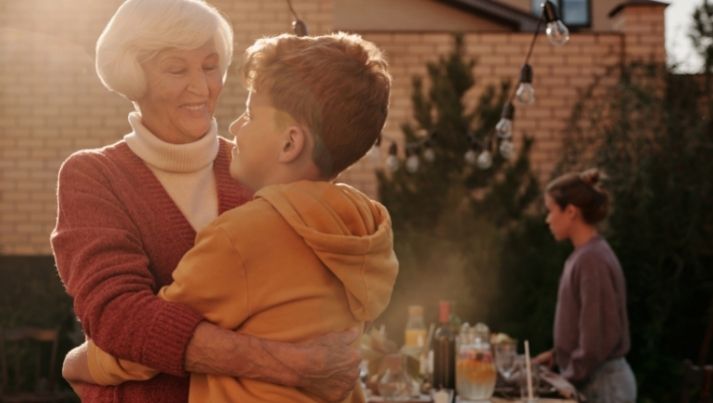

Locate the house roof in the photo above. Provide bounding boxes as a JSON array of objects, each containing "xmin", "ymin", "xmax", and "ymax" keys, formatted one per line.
[
  {"xmin": 609, "ymin": 0, "xmax": 669, "ymax": 18},
  {"xmin": 438, "ymin": 0, "xmax": 541, "ymax": 32}
]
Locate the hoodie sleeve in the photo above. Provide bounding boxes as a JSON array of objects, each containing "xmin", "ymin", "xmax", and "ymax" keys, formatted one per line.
[
  {"xmin": 86, "ymin": 340, "xmax": 159, "ymax": 385},
  {"xmin": 159, "ymin": 224, "xmax": 251, "ymax": 330}
]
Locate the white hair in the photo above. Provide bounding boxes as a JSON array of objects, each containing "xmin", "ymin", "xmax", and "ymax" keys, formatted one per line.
[{"xmin": 95, "ymin": 0, "xmax": 233, "ymax": 100}]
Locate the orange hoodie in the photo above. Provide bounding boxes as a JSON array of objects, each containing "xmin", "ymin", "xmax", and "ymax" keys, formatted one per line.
[{"xmin": 87, "ymin": 180, "xmax": 399, "ymax": 402}]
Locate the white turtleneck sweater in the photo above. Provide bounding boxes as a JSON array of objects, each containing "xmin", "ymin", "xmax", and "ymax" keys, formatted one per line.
[{"xmin": 125, "ymin": 112, "xmax": 219, "ymax": 232}]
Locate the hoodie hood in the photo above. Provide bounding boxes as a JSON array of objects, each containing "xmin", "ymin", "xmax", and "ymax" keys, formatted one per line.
[{"xmin": 256, "ymin": 180, "xmax": 398, "ymax": 321}]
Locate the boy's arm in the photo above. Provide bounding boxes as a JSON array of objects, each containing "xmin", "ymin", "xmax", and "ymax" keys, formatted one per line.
[
  {"xmin": 159, "ymin": 223, "xmax": 250, "ymax": 329},
  {"xmin": 64, "ymin": 340, "xmax": 159, "ymax": 386},
  {"xmin": 87, "ymin": 340, "xmax": 159, "ymax": 384},
  {"xmin": 62, "ymin": 342, "xmax": 92, "ymax": 385}
]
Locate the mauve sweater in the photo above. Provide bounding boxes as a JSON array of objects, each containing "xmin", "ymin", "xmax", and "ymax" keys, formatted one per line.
[
  {"xmin": 553, "ymin": 235, "xmax": 631, "ymax": 383},
  {"xmin": 51, "ymin": 138, "xmax": 251, "ymax": 402}
]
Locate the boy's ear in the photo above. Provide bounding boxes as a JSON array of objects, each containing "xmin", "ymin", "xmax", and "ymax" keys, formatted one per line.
[{"xmin": 278, "ymin": 125, "xmax": 308, "ymax": 163}]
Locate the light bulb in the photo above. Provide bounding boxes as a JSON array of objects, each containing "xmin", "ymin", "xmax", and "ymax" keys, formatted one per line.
[
  {"xmin": 546, "ymin": 20, "xmax": 570, "ymax": 46},
  {"xmin": 385, "ymin": 142, "xmax": 399, "ymax": 172},
  {"xmin": 292, "ymin": 19, "xmax": 308, "ymax": 36},
  {"xmin": 495, "ymin": 118, "xmax": 512, "ymax": 139},
  {"xmin": 464, "ymin": 149, "xmax": 478, "ymax": 165},
  {"xmin": 386, "ymin": 155, "xmax": 399, "ymax": 172},
  {"xmin": 496, "ymin": 102, "xmax": 515, "ymax": 139},
  {"xmin": 542, "ymin": 1, "xmax": 570, "ymax": 47},
  {"xmin": 500, "ymin": 140, "xmax": 515, "ymax": 160},
  {"xmin": 423, "ymin": 147, "xmax": 435, "ymax": 162},
  {"xmin": 516, "ymin": 64, "xmax": 535, "ymax": 105},
  {"xmin": 477, "ymin": 151, "xmax": 493, "ymax": 170},
  {"xmin": 406, "ymin": 155, "xmax": 419, "ymax": 173},
  {"xmin": 516, "ymin": 83, "xmax": 535, "ymax": 105},
  {"xmin": 367, "ymin": 145, "xmax": 382, "ymax": 163}
]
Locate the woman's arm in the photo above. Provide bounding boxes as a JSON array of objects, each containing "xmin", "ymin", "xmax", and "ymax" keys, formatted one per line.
[
  {"xmin": 77, "ymin": 321, "xmax": 362, "ymax": 402},
  {"xmin": 52, "ymin": 153, "xmax": 204, "ymax": 376},
  {"xmin": 532, "ymin": 349, "xmax": 555, "ymax": 369},
  {"xmin": 53, "ymin": 153, "xmax": 360, "ymax": 400},
  {"xmin": 186, "ymin": 323, "xmax": 362, "ymax": 402}
]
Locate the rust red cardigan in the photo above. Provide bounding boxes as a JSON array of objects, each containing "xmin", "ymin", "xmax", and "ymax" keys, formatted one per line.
[{"xmin": 51, "ymin": 138, "xmax": 251, "ymax": 402}]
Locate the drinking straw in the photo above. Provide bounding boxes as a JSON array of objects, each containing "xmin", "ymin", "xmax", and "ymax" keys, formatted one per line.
[{"xmin": 524, "ymin": 340, "xmax": 534, "ymax": 401}]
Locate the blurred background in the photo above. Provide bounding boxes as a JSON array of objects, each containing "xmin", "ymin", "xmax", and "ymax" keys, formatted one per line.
[{"xmin": 1, "ymin": 1, "xmax": 711, "ymax": 401}]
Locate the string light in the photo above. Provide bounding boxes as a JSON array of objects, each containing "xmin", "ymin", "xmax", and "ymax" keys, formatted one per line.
[
  {"xmin": 405, "ymin": 144, "xmax": 420, "ymax": 173},
  {"xmin": 516, "ymin": 64, "xmax": 535, "ymax": 105},
  {"xmin": 368, "ymin": 144, "xmax": 382, "ymax": 164},
  {"xmin": 386, "ymin": 142, "xmax": 399, "ymax": 172},
  {"xmin": 495, "ymin": 102, "xmax": 515, "ymax": 139},
  {"xmin": 286, "ymin": 0, "xmax": 308, "ymax": 36},
  {"xmin": 500, "ymin": 139, "xmax": 515, "ymax": 160},
  {"xmin": 543, "ymin": 1, "xmax": 570, "ymax": 46},
  {"xmin": 423, "ymin": 137, "xmax": 436, "ymax": 162},
  {"xmin": 324, "ymin": 0, "xmax": 571, "ymax": 173},
  {"xmin": 476, "ymin": 150, "xmax": 493, "ymax": 170},
  {"xmin": 464, "ymin": 149, "xmax": 478, "ymax": 165}
]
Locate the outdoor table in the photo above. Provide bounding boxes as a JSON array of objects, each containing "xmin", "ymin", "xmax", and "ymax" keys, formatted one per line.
[
  {"xmin": 367, "ymin": 397, "xmax": 576, "ymax": 402},
  {"xmin": 491, "ymin": 399, "xmax": 576, "ymax": 403}
]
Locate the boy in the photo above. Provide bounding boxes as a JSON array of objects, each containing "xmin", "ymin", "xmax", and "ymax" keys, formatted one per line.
[{"xmin": 63, "ymin": 32, "xmax": 398, "ymax": 402}]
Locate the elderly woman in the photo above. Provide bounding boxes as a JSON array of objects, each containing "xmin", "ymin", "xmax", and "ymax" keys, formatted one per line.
[{"xmin": 52, "ymin": 0, "xmax": 360, "ymax": 402}]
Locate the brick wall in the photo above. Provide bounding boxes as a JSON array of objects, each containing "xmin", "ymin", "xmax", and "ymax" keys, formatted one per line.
[
  {"xmin": 0, "ymin": 0, "xmax": 666, "ymax": 255},
  {"xmin": 365, "ymin": 31, "xmax": 623, "ymax": 181}
]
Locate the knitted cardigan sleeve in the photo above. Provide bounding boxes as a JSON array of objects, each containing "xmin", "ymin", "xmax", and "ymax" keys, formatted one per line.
[
  {"xmin": 83, "ymin": 222, "xmax": 249, "ymax": 385},
  {"xmin": 51, "ymin": 151, "xmax": 203, "ymax": 377}
]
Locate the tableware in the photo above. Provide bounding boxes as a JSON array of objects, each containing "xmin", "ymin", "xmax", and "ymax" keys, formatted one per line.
[
  {"xmin": 456, "ymin": 323, "xmax": 496, "ymax": 401},
  {"xmin": 494, "ymin": 339, "xmax": 518, "ymax": 383}
]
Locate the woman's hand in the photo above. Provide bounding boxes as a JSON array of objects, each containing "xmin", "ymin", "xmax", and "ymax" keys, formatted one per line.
[
  {"xmin": 533, "ymin": 349, "xmax": 555, "ymax": 369},
  {"xmin": 186, "ymin": 322, "xmax": 362, "ymax": 402},
  {"xmin": 291, "ymin": 328, "xmax": 363, "ymax": 401}
]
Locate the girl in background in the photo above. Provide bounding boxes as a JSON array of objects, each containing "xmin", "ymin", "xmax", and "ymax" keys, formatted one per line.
[{"xmin": 534, "ymin": 169, "xmax": 636, "ymax": 403}]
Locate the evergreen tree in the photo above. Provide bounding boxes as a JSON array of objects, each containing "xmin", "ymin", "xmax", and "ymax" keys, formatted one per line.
[
  {"xmin": 374, "ymin": 34, "xmax": 549, "ymax": 342},
  {"xmin": 559, "ymin": 4, "xmax": 713, "ymax": 398},
  {"xmin": 690, "ymin": 0, "xmax": 713, "ymax": 84}
]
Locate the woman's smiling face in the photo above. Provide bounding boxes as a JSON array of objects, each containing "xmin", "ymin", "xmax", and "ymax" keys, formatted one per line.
[{"xmin": 135, "ymin": 41, "xmax": 223, "ymax": 144}]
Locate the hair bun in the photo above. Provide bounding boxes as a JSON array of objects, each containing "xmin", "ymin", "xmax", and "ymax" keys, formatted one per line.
[{"xmin": 579, "ymin": 168, "xmax": 601, "ymax": 186}]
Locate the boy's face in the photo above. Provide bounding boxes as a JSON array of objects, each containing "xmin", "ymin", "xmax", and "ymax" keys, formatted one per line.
[{"xmin": 228, "ymin": 90, "xmax": 286, "ymax": 191}]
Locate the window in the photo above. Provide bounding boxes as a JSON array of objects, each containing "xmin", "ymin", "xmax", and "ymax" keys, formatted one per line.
[{"xmin": 531, "ymin": 0, "xmax": 591, "ymax": 28}]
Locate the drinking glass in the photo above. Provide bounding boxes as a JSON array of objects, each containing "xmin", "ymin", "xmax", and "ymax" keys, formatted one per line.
[
  {"xmin": 515, "ymin": 356, "xmax": 539, "ymax": 403},
  {"xmin": 494, "ymin": 340, "xmax": 518, "ymax": 383}
]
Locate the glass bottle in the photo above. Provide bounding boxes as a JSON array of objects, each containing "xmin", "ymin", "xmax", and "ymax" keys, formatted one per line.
[
  {"xmin": 456, "ymin": 322, "xmax": 497, "ymax": 401},
  {"xmin": 404, "ymin": 305, "xmax": 427, "ymax": 349},
  {"xmin": 377, "ymin": 353, "xmax": 418, "ymax": 400},
  {"xmin": 432, "ymin": 300, "xmax": 456, "ymax": 389}
]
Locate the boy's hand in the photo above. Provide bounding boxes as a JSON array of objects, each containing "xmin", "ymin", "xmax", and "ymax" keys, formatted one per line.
[{"xmin": 62, "ymin": 342, "xmax": 95, "ymax": 391}]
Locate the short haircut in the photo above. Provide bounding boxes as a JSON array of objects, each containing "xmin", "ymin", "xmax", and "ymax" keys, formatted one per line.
[
  {"xmin": 96, "ymin": 0, "xmax": 233, "ymax": 101},
  {"xmin": 242, "ymin": 33, "xmax": 391, "ymax": 178},
  {"xmin": 546, "ymin": 169, "xmax": 610, "ymax": 224}
]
